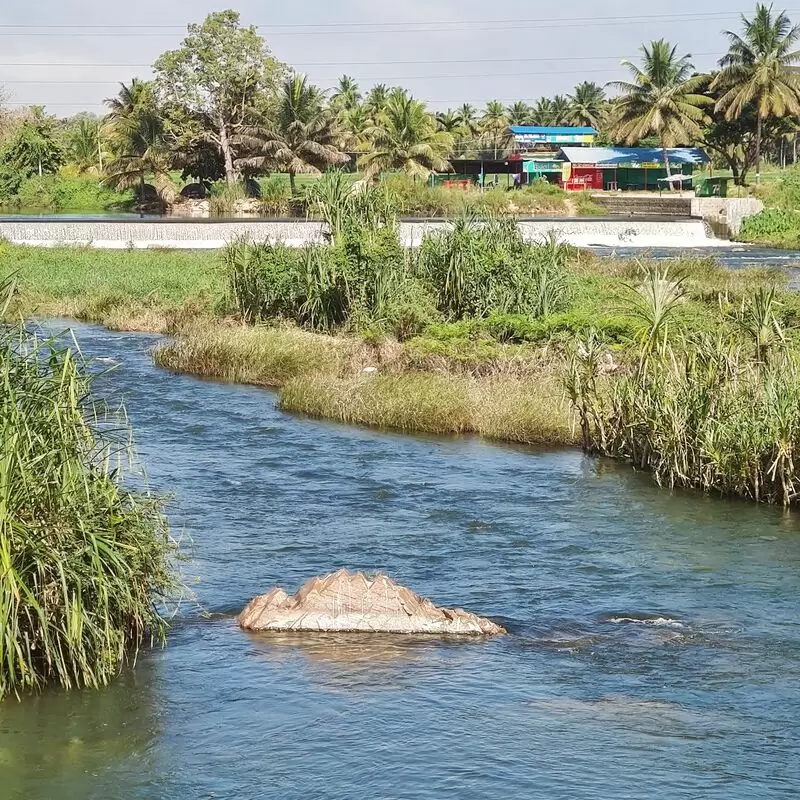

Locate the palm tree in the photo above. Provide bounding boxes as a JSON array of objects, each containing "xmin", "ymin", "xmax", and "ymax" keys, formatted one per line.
[
  {"xmin": 481, "ymin": 100, "xmax": 511, "ymax": 158},
  {"xmin": 332, "ymin": 75, "xmax": 362, "ymax": 113},
  {"xmin": 531, "ymin": 97, "xmax": 555, "ymax": 126},
  {"xmin": 235, "ymin": 75, "xmax": 349, "ymax": 195},
  {"xmin": 608, "ymin": 40, "xmax": 711, "ymax": 179},
  {"xmin": 436, "ymin": 109, "xmax": 464, "ymax": 134},
  {"xmin": 364, "ymin": 84, "xmax": 390, "ymax": 121},
  {"xmin": 711, "ymin": 3, "xmax": 800, "ymax": 183},
  {"xmin": 550, "ymin": 95, "xmax": 572, "ymax": 127},
  {"xmin": 68, "ymin": 117, "xmax": 104, "ymax": 174},
  {"xmin": 568, "ymin": 82, "xmax": 607, "ymax": 129},
  {"xmin": 103, "ymin": 80, "xmax": 175, "ymax": 202},
  {"xmin": 506, "ymin": 101, "xmax": 533, "ymax": 126},
  {"xmin": 359, "ymin": 94, "xmax": 453, "ymax": 180}
]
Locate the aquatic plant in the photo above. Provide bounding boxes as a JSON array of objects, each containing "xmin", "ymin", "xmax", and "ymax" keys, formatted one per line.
[{"xmin": 0, "ymin": 293, "xmax": 176, "ymax": 700}]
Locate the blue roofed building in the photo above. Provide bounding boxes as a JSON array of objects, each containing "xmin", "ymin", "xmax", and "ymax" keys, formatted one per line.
[{"xmin": 557, "ymin": 146, "xmax": 711, "ymax": 191}]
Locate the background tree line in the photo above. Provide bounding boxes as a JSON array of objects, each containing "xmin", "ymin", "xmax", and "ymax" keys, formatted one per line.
[{"xmin": 0, "ymin": 3, "xmax": 799, "ymax": 200}]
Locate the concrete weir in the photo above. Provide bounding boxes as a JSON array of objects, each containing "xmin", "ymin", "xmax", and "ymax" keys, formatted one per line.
[{"xmin": 0, "ymin": 216, "xmax": 725, "ymax": 249}]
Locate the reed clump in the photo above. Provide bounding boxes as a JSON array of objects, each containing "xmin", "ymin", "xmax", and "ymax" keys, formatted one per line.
[
  {"xmin": 0, "ymin": 306, "xmax": 176, "ymax": 700},
  {"xmin": 568, "ymin": 263, "xmax": 800, "ymax": 506}
]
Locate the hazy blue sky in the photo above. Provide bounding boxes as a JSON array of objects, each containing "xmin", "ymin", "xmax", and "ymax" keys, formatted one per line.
[{"xmin": 0, "ymin": 1, "xmax": 776, "ymax": 114}]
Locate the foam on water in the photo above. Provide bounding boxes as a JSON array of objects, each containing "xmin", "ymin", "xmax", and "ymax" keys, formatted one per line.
[{"xmin": 0, "ymin": 217, "xmax": 727, "ymax": 250}]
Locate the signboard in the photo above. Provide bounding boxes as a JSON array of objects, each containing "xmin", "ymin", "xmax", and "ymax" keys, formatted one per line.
[
  {"xmin": 524, "ymin": 160, "xmax": 562, "ymax": 173},
  {"xmin": 514, "ymin": 132, "xmax": 595, "ymax": 145},
  {"xmin": 561, "ymin": 163, "xmax": 572, "ymax": 182},
  {"xmin": 616, "ymin": 161, "xmax": 663, "ymax": 169}
]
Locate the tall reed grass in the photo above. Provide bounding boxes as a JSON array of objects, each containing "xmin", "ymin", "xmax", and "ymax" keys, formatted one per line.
[
  {"xmin": 0, "ymin": 301, "xmax": 175, "ymax": 700},
  {"xmin": 567, "ymin": 264, "xmax": 800, "ymax": 506}
]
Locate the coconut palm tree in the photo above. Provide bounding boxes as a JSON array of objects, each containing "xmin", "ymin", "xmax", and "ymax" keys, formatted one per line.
[
  {"xmin": 531, "ymin": 97, "xmax": 555, "ymax": 126},
  {"xmin": 550, "ymin": 95, "xmax": 572, "ymax": 127},
  {"xmin": 103, "ymin": 80, "xmax": 176, "ymax": 202},
  {"xmin": 332, "ymin": 75, "xmax": 362, "ymax": 113},
  {"xmin": 711, "ymin": 3, "xmax": 800, "ymax": 183},
  {"xmin": 481, "ymin": 100, "xmax": 511, "ymax": 158},
  {"xmin": 359, "ymin": 93, "xmax": 453, "ymax": 180},
  {"xmin": 568, "ymin": 82, "xmax": 607, "ymax": 129},
  {"xmin": 68, "ymin": 117, "xmax": 104, "ymax": 174},
  {"xmin": 506, "ymin": 101, "xmax": 533, "ymax": 126},
  {"xmin": 364, "ymin": 84, "xmax": 390, "ymax": 122},
  {"xmin": 608, "ymin": 40, "xmax": 712, "ymax": 178},
  {"xmin": 235, "ymin": 75, "xmax": 349, "ymax": 195}
]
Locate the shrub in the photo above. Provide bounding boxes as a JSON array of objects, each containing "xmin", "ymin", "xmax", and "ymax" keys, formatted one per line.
[{"xmin": 738, "ymin": 208, "xmax": 800, "ymax": 248}]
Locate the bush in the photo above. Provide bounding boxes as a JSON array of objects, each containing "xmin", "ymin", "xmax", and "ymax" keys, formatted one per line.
[
  {"xmin": 0, "ymin": 314, "xmax": 176, "ymax": 700},
  {"xmin": 738, "ymin": 207, "xmax": 800, "ymax": 248},
  {"xmin": 0, "ymin": 174, "xmax": 129, "ymax": 211}
]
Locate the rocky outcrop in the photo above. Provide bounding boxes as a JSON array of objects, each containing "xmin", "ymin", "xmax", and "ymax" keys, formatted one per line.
[{"xmin": 238, "ymin": 570, "xmax": 506, "ymax": 636}]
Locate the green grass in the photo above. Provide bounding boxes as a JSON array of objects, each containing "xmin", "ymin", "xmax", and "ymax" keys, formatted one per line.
[
  {"xmin": 3, "ymin": 244, "xmax": 222, "ymax": 330},
  {"xmin": 0, "ymin": 309, "xmax": 177, "ymax": 700}
]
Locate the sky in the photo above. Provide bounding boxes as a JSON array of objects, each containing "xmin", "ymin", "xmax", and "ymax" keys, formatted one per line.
[{"xmin": 0, "ymin": 0, "xmax": 789, "ymax": 116}]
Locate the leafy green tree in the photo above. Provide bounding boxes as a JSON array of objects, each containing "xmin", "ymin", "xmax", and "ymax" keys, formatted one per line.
[
  {"xmin": 568, "ymin": 82, "xmax": 607, "ymax": 129},
  {"xmin": 5, "ymin": 106, "xmax": 64, "ymax": 178},
  {"xmin": 609, "ymin": 40, "xmax": 711, "ymax": 177},
  {"xmin": 359, "ymin": 93, "xmax": 453, "ymax": 180},
  {"xmin": 711, "ymin": 3, "xmax": 800, "ymax": 183},
  {"xmin": 154, "ymin": 10, "xmax": 284, "ymax": 185},
  {"xmin": 235, "ymin": 75, "xmax": 349, "ymax": 194}
]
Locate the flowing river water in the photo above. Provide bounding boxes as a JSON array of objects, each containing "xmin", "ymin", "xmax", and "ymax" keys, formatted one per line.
[{"xmin": 1, "ymin": 322, "xmax": 800, "ymax": 799}]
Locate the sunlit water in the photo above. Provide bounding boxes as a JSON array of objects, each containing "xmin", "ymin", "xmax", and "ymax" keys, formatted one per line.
[{"xmin": 1, "ymin": 323, "xmax": 799, "ymax": 799}]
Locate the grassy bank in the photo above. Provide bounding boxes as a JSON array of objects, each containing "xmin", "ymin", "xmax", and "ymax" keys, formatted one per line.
[
  {"xmin": 0, "ymin": 298, "xmax": 176, "ymax": 701},
  {"xmin": 4, "ymin": 243, "xmax": 220, "ymax": 331},
  {"xmin": 738, "ymin": 167, "xmax": 800, "ymax": 249},
  {"xmin": 6, "ymin": 210, "xmax": 800, "ymax": 505}
]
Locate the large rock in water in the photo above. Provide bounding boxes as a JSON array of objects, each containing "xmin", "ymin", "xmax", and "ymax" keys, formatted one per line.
[{"xmin": 238, "ymin": 570, "xmax": 506, "ymax": 636}]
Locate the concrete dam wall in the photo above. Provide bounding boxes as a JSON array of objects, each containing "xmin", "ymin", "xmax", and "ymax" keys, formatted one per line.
[{"xmin": 0, "ymin": 216, "xmax": 723, "ymax": 250}]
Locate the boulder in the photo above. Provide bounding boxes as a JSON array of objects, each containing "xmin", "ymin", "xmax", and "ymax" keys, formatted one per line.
[
  {"xmin": 238, "ymin": 570, "xmax": 506, "ymax": 636},
  {"xmin": 180, "ymin": 182, "xmax": 207, "ymax": 200}
]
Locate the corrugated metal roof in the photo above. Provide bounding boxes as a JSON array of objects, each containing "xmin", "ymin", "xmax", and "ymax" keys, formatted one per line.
[
  {"xmin": 510, "ymin": 126, "xmax": 598, "ymax": 136},
  {"xmin": 559, "ymin": 146, "xmax": 710, "ymax": 165}
]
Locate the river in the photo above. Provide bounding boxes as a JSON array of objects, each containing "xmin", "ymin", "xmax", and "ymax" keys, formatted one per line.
[{"xmin": 1, "ymin": 323, "xmax": 799, "ymax": 799}]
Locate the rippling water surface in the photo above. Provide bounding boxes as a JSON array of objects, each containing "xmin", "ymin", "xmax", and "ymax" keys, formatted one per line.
[{"xmin": 2, "ymin": 323, "xmax": 799, "ymax": 799}]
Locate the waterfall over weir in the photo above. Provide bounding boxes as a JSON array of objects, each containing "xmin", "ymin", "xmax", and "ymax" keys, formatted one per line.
[{"xmin": 0, "ymin": 216, "xmax": 724, "ymax": 249}]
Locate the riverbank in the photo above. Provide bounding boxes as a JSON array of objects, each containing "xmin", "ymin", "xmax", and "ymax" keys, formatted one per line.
[{"xmin": 6, "ymin": 241, "xmax": 796, "ymax": 456}]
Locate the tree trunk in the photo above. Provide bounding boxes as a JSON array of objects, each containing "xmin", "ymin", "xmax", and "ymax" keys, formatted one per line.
[
  {"xmin": 755, "ymin": 114, "xmax": 762, "ymax": 185},
  {"xmin": 38, "ymin": 157, "xmax": 42, "ymax": 178},
  {"xmin": 219, "ymin": 118, "xmax": 237, "ymax": 185},
  {"xmin": 289, "ymin": 170, "xmax": 297, "ymax": 196},
  {"xmin": 661, "ymin": 141, "xmax": 672, "ymax": 192}
]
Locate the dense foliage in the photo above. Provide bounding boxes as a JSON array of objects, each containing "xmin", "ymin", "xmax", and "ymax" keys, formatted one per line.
[{"xmin": 0, "ymin": 3, "xmax": 796, "ymax": 208}]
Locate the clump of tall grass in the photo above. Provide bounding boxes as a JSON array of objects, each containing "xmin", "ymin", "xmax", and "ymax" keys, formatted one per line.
[
  {"xmin": 416, "ymin": 216, "xmax": 573, "ymax": 320},
  {"xmin": 567, "ymin": 264, "xmax": 800, "ymax": 506},
  {"xmin": 0, "ymin": 295, "xmax": 176, "ymax": 700}
]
